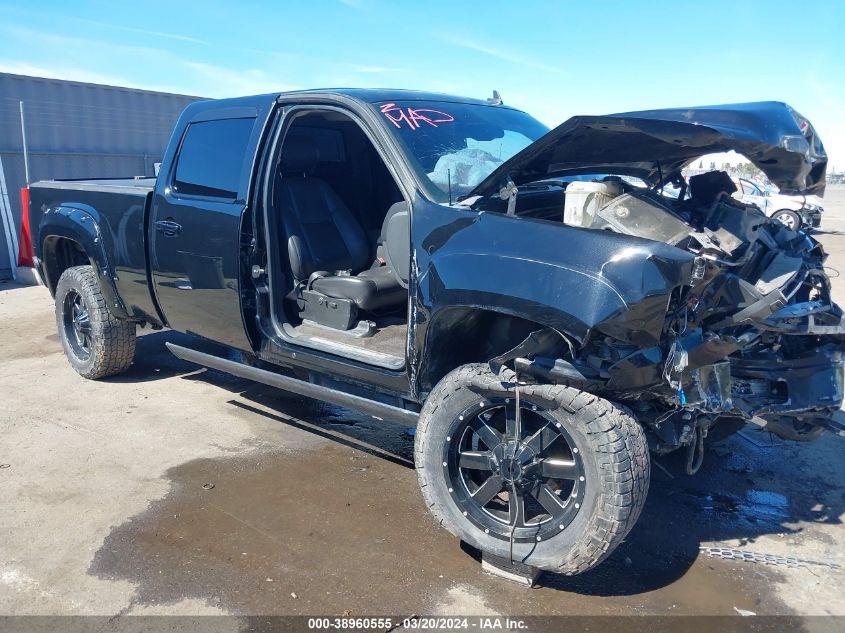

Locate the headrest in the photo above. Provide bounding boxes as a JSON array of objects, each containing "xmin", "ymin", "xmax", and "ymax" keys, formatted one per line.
[
  {"xmin": 378, "ymin": 201, "xmax": 409, "ymax": 244},
  {"xmin": 280, "ymin": 136, "xmax": 319, "ymax": 173}
]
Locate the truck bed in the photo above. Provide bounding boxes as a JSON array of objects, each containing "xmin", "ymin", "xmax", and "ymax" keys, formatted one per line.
[{"xmin": 29, "ymin": 176, "xmax": 159, "ymax": 325}]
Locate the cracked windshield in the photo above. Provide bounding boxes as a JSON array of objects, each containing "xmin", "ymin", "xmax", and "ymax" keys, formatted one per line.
[{"xmin": 378, "ymin": 100, "xmax": 549, "ymax": 199}]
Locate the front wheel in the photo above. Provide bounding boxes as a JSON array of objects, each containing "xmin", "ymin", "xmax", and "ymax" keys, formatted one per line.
[
  {"xmin": 55, "ymin": 265, "xmax": 136, "ymax": 379},
  {"xmin": 415, "ymin": 364, "xmax": 650, "ymax": 575},
  {"xmin": 773, "ymin": 209, "xmax": 802, "ymax": 231}
]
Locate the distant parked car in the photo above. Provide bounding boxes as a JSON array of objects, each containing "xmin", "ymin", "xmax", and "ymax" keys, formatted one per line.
[{"xmin": 733, "ymin": 177, "xmax": 823, "ymax": 230}]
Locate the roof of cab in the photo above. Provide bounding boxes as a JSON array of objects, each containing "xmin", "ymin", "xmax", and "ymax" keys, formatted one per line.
[
  {"xmin": 188, "ymin": 88, "xmax": 515, "ymax": 110},
  {"xmin": 285, "ymin": 88, "xmax": 500, "ymax": 106}
]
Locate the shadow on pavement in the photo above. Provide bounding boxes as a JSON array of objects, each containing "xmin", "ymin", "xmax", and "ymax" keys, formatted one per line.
[
  {"xmin": 234, "ymin": 386, "xmax": 844, "ymax": 598},
  {"xmin": 94, "ymin": 329, "xmax": 842, "ymax": 605},
  {"xmin": 103, "ymin": 329, "xmax": 251, "ymax": 389}
]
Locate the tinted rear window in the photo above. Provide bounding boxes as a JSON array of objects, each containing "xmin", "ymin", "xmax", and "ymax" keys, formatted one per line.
[{"xmin": 174, "ymin": 118, "xmax": 254, "ymax": 199}]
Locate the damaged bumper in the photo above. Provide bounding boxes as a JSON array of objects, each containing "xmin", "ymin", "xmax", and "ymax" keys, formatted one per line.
[
  {"xmin": 803, "ymin": 208, "xmax": 823, "ymax": 229},
  {"xmin": 729, "ymin": 345, "xmax": 844, "ymax": 418},
  {"xmin": 527, "ymin": 195, "xmax": 845, "ymax": 443}
]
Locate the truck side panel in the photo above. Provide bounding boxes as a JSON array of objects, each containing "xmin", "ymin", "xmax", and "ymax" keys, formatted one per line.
[{"xmin": 30, "ymin": 183, "xmax": 163, "ymax": 326}]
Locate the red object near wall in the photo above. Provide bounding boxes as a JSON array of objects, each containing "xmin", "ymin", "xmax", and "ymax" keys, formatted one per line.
[{"xmin": 18, "ymin": 187, "xmax": 34, "ymax": 267}]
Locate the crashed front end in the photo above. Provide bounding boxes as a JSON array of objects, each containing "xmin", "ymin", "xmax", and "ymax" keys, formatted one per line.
[
  {"xmin": 468, "ymin": 101, "xmax": 842, "ymax": 463},
  {"xmin": 512, "ymin": 191, "xmax": 845, "ymax": 467},
  {"xmin": 586, "ymin": 188, "xmax": 845, "ymax": 452}
]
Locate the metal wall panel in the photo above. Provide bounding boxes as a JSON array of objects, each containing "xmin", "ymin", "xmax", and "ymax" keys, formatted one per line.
[{"xmin": 0, "ymin": 72, "xmax": 202, "ymax": 279}]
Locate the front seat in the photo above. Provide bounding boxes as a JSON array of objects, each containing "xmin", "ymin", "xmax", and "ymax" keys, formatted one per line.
[{"xmin": 276, "ymin": 137, "xmax": 406, "ymax": 322}]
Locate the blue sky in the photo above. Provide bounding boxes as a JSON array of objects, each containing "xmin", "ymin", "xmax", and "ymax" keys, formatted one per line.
[{"xmin": 0, "ymin": 0, "xmax": 843, "ymax": 169}]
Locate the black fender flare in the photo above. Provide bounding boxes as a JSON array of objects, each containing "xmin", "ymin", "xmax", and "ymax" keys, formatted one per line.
[{"xmin": 38, "ymin": 203, "xmax": 131, "ymax": 320}]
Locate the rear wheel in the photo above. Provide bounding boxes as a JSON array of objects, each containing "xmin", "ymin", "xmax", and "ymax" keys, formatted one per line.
[
  {"xmin": 415, "ymin": 364, "xmax": 650, "ymax": 575},
  {"xmin": 773, "ymin": 209, "xmax": 802, "ymax": 231},
  {"xmin": 55, "ymin": 265, "xmax": 136, "ymax": 379}
]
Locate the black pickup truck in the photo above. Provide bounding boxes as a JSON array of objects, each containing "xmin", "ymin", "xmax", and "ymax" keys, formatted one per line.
[{"xmin": 28, "ymin": 90, "xmax": 842, "ymax": 575}]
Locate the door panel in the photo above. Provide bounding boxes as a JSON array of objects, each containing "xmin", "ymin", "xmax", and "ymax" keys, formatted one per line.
[
  {"xmin": 735, "ymin": 179, "xmax": 770, "ymax": 213},
  {"xmin": 150, "ymin": 112, "xmax": 265, "ymax": 350},
  {"xmin": 150, "ymin": 195, "xmax": 247, "ymax": 347}
]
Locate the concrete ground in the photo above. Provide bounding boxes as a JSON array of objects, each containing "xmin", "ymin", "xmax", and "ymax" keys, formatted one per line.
[{"xmin": 2, "ymin": 189, "xmax": 845, "ymax": 619}]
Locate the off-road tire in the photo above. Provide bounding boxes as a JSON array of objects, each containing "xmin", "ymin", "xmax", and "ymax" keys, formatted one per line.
[
  {"xmin": 415, "ymin": 363, "xmax": 650, "ymax": 575},
  {"xmin": 55, "ymin": 265, "xmax": 136, "ymax": 379}
]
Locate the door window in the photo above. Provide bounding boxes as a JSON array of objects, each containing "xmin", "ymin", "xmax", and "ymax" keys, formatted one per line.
[
  {"xmin": 173, "ymin": 118, "xmax": 255, "ymax": 199},
  {"xmin": 741, "ymin": 179, "xmax": 763, "ymax": 196}
]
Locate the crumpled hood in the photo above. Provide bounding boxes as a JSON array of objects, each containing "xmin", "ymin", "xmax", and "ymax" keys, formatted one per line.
[{"xmin": 469, "ymin": 101, "xmax": 827, "ymax": 198}]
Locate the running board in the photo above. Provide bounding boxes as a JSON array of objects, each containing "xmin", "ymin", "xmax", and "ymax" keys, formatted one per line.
[{"xmin": 165, "ymin": 343, "xmax": 419, "ymax": 426}]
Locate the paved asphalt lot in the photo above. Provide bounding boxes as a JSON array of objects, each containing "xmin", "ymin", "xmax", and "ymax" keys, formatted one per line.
[{"xmin": 2, "ymin": 188, "xmax": 845, "ymax": 619}]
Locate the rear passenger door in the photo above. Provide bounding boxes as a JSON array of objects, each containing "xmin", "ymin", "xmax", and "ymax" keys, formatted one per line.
[{"xmin": 150, "ymin": 106, "xmax": 268, "ymax": 349}]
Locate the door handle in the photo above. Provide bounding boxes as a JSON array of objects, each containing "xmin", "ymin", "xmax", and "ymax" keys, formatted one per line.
[{"xmin": 155, "ymin": 219, "xmax": 182, "ymax": 237}]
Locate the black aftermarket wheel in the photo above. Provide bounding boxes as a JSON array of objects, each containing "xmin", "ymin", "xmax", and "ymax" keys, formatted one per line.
[
  {"xmin": 55, "ymin": 265, "xmax": 136, "ymax": 379},
  {"xmin": 445, "ymin": 396, "xmax": 586, "ymax": 543},
  {"xmin": 62, "ymin": 287, "xmax": 93, "ymax": 362},
  {"xmin": 415, "ymin": 364, "xmax": 650, "ymax": 575}
]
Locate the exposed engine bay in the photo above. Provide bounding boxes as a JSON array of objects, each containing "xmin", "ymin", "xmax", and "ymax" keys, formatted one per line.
[{"xmin": 476, "ymin": 169, "xmax": 845, "ymax": 470}]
